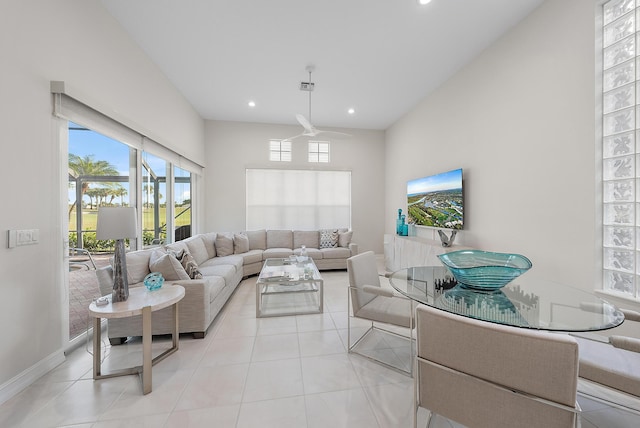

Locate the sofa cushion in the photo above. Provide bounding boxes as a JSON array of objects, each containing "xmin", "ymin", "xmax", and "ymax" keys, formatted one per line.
[
  {"xmin": 215, "ymin": 232, "xmax": 234, "ymax": 257},
  {"xmin": 320, "ymin": 229, "xmax": 339, "ymax": 248},
  {"xmin": 201, "ymin": 232, "xmax": 217, "ymax": 258},
  {"xmin": 184, "ymin": 236, "xmax": 210, "ymax": 265},
  {"xmin": 198, "ymin": 264, "xmax": 237, "ymax": 286},
  {"xmin": 294, "ymin": 247, "xmax": 323, "ymax": 260},
  {"xmin": 294, "ymin": 230, "xmax": 320, "ymax": 249},
  {"xmin": 263, "ymin": 248, "xmax": 294, "ymax": 259},
  {"xmin": 122, "ymin": 249, "xmax": 153, "ymax": 284},
  {"xmin": 238, "ymin": 249, "xmax": 263, "ymax": 265},
  {"xmin": 199, "ymin": 254, "xmax": 244, "ymax": 272},
  {"xmin": 234, "ymin": 233, "xmax": 250, "ymax": 254},
  {"xmin": 267, "ymin": 230, "xmax": 293, "ymax": 249},
  {"xmin": 245, "ymin": 229, "xmax": 267, "ymax": 250},
  {"xmin": 338, "ymin": 230, "xmax": 353, "ymax": 248},
  {"xmin": 149, "ymin": 249, "xmax": 190, "ymax": 280},
  {"xmin": 321, "ymin": 247, "xmax": 351, "ymax": 259}
]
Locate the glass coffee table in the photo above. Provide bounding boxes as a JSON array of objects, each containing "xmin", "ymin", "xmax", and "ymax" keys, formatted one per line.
[{"xmin": 256, "ymin": 257, "xmax": 323, "ymax": 317}]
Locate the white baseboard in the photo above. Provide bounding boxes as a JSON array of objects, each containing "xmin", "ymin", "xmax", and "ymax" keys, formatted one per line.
[{"xmin": 0, "ymin": 349, "xmax": 66, "ymax": 406}]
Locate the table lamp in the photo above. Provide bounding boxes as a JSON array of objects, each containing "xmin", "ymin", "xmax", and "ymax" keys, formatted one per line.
[{"xmin": 96, "ymin": 207, "xmax": 137, "ymax": 302}]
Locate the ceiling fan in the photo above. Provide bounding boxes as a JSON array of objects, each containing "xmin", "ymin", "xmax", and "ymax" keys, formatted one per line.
[{"xmin": 283, "ymin": 66, "xmax": 351, "ymax": 142}]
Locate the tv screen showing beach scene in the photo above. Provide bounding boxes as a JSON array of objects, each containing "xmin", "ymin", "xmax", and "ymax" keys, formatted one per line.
[{"xmin": 407, "ymin": 168, "xmax": 463, "ymax": 230}]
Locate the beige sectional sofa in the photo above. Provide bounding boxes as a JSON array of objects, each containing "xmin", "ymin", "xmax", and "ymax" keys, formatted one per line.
[{"xmin": 96, "ymin": 228, "xmax": 357, "ymax": 344}]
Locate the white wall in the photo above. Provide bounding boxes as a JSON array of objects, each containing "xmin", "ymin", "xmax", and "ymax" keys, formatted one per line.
[
  {"xmin": 204, "ymin": 120, "xmax": 386, "ymax": 253},
  {"xmin": 0, "ymin": 0, "xmax": 203, "ymax": 398},
  {"xmin": 386, "ymin": 0, "xmax": 598, "ymax": 288}
]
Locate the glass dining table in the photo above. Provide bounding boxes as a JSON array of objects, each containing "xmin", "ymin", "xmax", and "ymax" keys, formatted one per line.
[{"xmin": 388, "ymin": 266, "xmax": 625, "ymax": 332}]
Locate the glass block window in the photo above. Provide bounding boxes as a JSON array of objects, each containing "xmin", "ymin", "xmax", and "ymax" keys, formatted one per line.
[
  {"xmin": 269, "ymin": 140, "xmax": 291, "ymax": 162},
  {"xmin": 602, "ymin": 0, "xmax": 640, "ymax": 298},
  {"xmin": 308, "ymin": 141, "xmax": 330, "ymax": 163}
]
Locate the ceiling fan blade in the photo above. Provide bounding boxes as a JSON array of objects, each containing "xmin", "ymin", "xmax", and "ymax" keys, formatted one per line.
[
  {"xmin": 295, "ymin": 114, "xmax": 315, "ymax": 133},
  {"xmin": 315, "ymin": 130, "xmax": 352, "ymax": 140},
  {"xmin": 281, "ymin": 132, "xmax": 306, "ymax": 142}
]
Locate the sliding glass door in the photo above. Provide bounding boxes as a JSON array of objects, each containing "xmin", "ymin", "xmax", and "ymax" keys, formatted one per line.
[{"xmin": 65, "ymin": 122, "xmax": 197, "ymax": 342}]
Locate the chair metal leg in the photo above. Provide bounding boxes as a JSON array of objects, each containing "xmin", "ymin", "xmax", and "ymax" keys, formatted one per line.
[{"xmin": 348, "ymin": 286, "xmax": 413, "ymax": 375}]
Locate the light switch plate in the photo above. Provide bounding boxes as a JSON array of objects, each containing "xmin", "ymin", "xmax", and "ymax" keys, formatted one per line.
[{"xmin": 7, "ymin": 229, "xmax": 39, "ymax": 248}]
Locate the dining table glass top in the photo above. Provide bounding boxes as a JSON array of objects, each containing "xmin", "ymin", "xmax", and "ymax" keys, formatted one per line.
[{"xmin": 388, "ymin": 266, "xmax": 625, "ymax": 332}]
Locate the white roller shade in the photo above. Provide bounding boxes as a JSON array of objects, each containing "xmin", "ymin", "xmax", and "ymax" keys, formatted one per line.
[
  {"xmin": 52, "ymin": 84, "xmax": 203, "ymax": 175},
  {"xmin": 246, "ymin": 168, "xmax": 351, "ymax": 230}
]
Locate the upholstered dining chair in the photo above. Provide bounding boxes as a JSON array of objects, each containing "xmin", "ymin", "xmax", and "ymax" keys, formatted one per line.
[
  {"xmin": 414, "ymin": 304, "xmax": 581, "ymax": 428},
  {"xmin": 573, "ymin": 308, "xmax": 640, "ymax": 415},
  {"xmin": 347, "ymin": 251, "xmax": 413, "ymax": 374}
]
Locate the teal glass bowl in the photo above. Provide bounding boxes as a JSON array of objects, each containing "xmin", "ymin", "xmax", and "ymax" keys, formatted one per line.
[
  {"xmin": 437, "ymin": 250, "xmax": 532, "ymax": 290},
  {"xmin": 143, "ymin": 272, "xmax": 165, "ymax": 291}
]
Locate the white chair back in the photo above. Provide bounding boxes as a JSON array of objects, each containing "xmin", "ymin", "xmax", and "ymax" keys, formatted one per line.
[
  {"xmin": 347, "ymin": 251, "xmax": 381, "ymax": 313},
  {"xmin": 415, "ymin": 305, "xmax": 580, "ymax": 428}
]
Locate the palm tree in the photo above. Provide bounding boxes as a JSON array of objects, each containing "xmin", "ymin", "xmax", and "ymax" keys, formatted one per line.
[{"xmin": 68, "ymin": 154, "xmax": 119, "ymax": 218}]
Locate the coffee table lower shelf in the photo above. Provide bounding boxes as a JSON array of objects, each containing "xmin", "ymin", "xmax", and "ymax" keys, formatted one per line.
[
  {"xmin": 255, "ymin": 258, "xmax": 324, "ymax": 318},
  {"xmin": 256, "ymin": 281, "xmax": 323, "ymax": 317}
]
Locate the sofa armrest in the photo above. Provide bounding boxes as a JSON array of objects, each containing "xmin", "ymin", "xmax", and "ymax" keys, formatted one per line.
[
  {"xmin": 167, "ymin": 279, "xmax": 212, "ymax": 327},
  {"xmin": 349, "ymin": 242, "xmax": 358, "ymax": 255}
]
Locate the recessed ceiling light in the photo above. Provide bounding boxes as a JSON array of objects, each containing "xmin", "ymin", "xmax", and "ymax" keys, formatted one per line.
[
  {"xmin": 418, "ymin": 0, "xmax": 432, "ymax": 5},
  {"xmin": 248, "ymin": 100, "xmax": 256, "ymax": 108},
  {"xmin": 348, "ymin": 108, "xmax": 355, "ymax": 115}
]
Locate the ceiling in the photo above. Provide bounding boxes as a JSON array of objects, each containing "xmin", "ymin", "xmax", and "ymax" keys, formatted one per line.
[{"xmin": 100, "ymin": 0, "xmax": 543, "ymax": 131}]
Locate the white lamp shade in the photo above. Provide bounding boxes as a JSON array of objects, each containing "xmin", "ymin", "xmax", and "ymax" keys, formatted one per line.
[{"xmin": 96, "ymin": 207, "xmax": 138, "ymax": 240}]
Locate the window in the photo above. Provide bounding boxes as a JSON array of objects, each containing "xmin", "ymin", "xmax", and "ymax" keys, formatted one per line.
[
  {"xmin": 174, "ymin": 166, "xmax": 192, "ymax": 241},
  {"xmin": 142, "ymin": 151, "xmax": 168, "ymax": 246},
  {"xmin": 68, "ymin": 122, "xmax": 135, "ymax": 251},
  {"xmin": 601, "ymin": 0, "xmax": 640, "ymax": 299},
  {"xmin": 270, "ymin": 139, "xmax": 292, "ymax": 161},
  {"xmin": 308, "ymin": 141, "xmax": 330, "ymax": 163},
  {"xmin": 246, "ymin": 168, "xmax": 351, "ymax": 230}
]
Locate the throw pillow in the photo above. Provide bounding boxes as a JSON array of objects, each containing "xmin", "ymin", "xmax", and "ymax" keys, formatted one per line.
[
  {"xmin": 234, "ymin": 233, "xmax": 250, "ymax": 254},
  {"xmin": 185, "ymin": 236, "xmax": 209, "ymax": 265},
  {"xmin": 148, "ymin": 249, "xmax": 190, "ymax": 281},
  {"xmin": 320, "ymin": 229, "xmax": 338, "ymax": 249},
  {"xmin": 178, "ymin": 251, "xmax": 203, "ymax": 279},
  {"xmin": 202, "ymin": 232, "xmax": 217, "ymax": 258},
  {"xmin": 245, "ymin": 229, "xmax": 267, "ymax": 250},
  {"xmin": 215, "ymin": 232, "xmax": 234, "ymax": 257},
  {"xmin": 338, "ymin": 230, "xmax": 353, "ymax": 248}
]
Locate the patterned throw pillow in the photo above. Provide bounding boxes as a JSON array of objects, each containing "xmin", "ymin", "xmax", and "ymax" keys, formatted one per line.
[
  {"xmin": 169, "ymin": 249, "xmax": 203, "ymax": 279},
  {"xmin": 319, "ymin": 229, "xmax": 338, "ymax": 249}
]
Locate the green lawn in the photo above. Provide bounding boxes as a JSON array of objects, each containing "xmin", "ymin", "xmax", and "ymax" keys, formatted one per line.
[{"xmin": 69, "ymin": 206, "xmax": 191, "ymax": 231}]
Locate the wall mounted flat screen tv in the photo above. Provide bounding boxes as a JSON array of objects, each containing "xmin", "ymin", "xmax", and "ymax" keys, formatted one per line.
[{"xmin": 407, "ymin": 168, "xmax": 463, "ymax": 230}]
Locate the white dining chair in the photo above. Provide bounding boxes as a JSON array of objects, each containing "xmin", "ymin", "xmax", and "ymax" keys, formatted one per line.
[
  {"xmin": 414, "ymin": 304, "xmax": 581, "ymax": 428},
  {"xmin": 347, "ymin": 251, "xmax": 413, "ymax": 375},
  {"xmin": 573, "ymin": 307, "xmax": 640, "ymax": 415}
]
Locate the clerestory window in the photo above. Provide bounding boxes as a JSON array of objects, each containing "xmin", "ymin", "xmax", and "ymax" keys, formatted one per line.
[
  {"xmin": 270, "ymin": 139, "xmax": 292, "ymax": 162},
  {"xmin": 308, "ymin": 141, "xmax": 330, "ymax": 163}
]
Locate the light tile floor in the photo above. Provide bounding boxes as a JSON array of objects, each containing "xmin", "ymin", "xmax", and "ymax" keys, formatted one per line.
[{"xmin": 1, "ymin": 270, "xmax": 639, "ymax": 427}]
